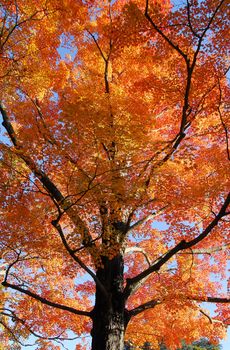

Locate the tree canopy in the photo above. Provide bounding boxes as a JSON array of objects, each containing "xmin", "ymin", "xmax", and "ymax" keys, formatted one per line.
[{"xmin": 0, "ymin": 0, "xmax": 229, "ymax": 349}]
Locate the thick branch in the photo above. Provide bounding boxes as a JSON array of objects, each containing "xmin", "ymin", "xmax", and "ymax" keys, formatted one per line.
[
  {"xmin": 193, "ymin": 296, "xmax": 230, "ymax": 303},
  {"xmin": 145, "ymin": 0, "xmax": 188, "ymax": 62},
  {"xmin": 125, "ymin": 247, "xmax": 151, "ymax": 266},
  {"xmin": 124, "ymin": 192, "xmax": 230, "ymax": 298},
  {"xmin": 0, "ymin": 103, "xmax": 65, "ymax": 202},
  {"xmin": 178, "ymin": 243, "xmax": 230, "ymax": 256},
  {"xmin": 127, "ymin": 295, "xmax": 230, "ymax": 321},
  {"xmin": 144, "ymin": 0, "xmax": 226, "ymax": 181},
  {"xmin": 128, "ymin": 205, "xmax": 168, "ymax": 232},
  {"xmin": 1, "ymin": 281, "xmax": 91, "ymax": 317},
  {"xmin": 0, "ymin": 104, "xmax": 18, "ymax": 145},
  {"xmin": 51, "ymin": 220, "xmax": 108, "ymax": 298},
  {"xmin": 128, "ymin": 299, "xmax": 161, "ymax": 319},
  {"xmin": 182, "ymin": 193, "xmax": 230, "ymax": 248},
  {"xmin": 0, "ymin": 102, "xmax": 94, "ymax": 247},
  {"xmin": 217, "ymin": 80, "xmax": 230, "ymax": 161}
]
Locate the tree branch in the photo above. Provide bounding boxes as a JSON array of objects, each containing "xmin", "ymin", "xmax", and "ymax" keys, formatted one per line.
[
  {"xmin": 190, "ymin": 0, "xmax": 226, "ymax": 73},
  {"xmin": 217, "ymin": 79, "xmax": 230, "ymax": 161},
  {"xmin": 0, "ymin": 8, "xmax": 50, "ymax": 51},
  {"xmin": 145, "ymin": 0, "xmax": 188, "ymax": 62},
  {"xmin": 125, "ymin": 247, "xmax": 151, "ymax": 267},
  {"xmin": 193, "ymin": 296, "xmax": 230, "ymax": 303},
  {"xmin": 144, "ymin": 0, "xmax": 226, "ymax": 183},
  {"xmin": 127, "ymin": 205, "xmax": 168, "ymax": 232},
  {"xmin": 124, "ymin": 192, "xmax": 230, "ymax": 299},
  {"xmin": 178, "ymin": 243, "xmax": 230, "ymax": 256},
  {"xmin": 144, "ymin": 2, "xmax": 192, "ymax": 180},
  {"xmin": 1, "ymin": 281, "xmax": 91, "ymax": 317},
  {"xmin": 0, "ymin": 102, "xmax": 95, "ymax": 249},
  {"xmin": 87, "ymin": 30, "xmax": 112, "ymax": 93},
  {"xmin": 0, "ymin": 319, "xmax": 33, "ymax": 347},
  {"xmin": 127, "ymin": 294, "xmax": 230, "ymax": 321},
  {"xmin": 51, "ymin": 220, "xmax": 108, "ymax": 298},
  {"xmin": 0, "ymin": 309, "xmax": 69, "ymax": 342},
  {"xmin": 127, "ymin": 299, "xmax": 161, "ymax": 319},
  {"xmin": 186, "ymin": 0, "xmax": 200, "ymax": 38},
  {"xmin": 199, "ymin": 308, "xmax": 227, "ymax": 326}
]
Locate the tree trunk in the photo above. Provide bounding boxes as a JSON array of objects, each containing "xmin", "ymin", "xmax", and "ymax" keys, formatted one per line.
[{"xmin": 91, "ymin": 253, "xmax": 126, "ymax": 350}]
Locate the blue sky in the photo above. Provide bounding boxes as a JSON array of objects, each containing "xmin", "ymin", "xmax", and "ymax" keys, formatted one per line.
[{"xmin": 221, "ymin": 329, "xmax": 230, "ymax": 350}]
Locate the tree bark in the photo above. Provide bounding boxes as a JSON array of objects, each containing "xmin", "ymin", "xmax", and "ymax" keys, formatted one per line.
[{"xmin": 91, "ymin": 254, "xmax": 126, "ymax": 350}]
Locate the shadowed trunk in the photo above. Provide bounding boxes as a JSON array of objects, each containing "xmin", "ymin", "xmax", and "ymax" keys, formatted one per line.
[{"xmin": 91, "ymin": 254, "xmax": 126, "ymax": 350}]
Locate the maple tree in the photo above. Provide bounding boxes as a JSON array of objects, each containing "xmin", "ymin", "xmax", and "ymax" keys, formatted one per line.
[{"xmin": 0, "ymin": 0, "xmax": 230, "ymax": 349}]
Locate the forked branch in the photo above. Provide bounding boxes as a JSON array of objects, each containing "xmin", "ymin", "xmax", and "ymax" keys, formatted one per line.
[
  {"xmin": 126, "ymin": 295, "xmax": 230, "ymax": 322},
  {"xmin": 125, "ymin": 192, "xmax": 230, "ymax": 298},
  {"xmin": 144, "ymin": 0, "xmax": 226, "ymax": 179},
  {"xmin": 127, "ymin": 205, "xmax": 168, "ymax": 232},
  {"xmin": 1, "ymin": 281, "xmax": 91, "ymax": 317},
  {"xmin": 51, "ymin": 220, "xmax": 108, "ymax": 298},
  {"xmin": 0, "ymin": 308, "xmax": 78, "ymax": 342},
  {"xmin": 0, "ymin": 102, "xmax": 95, "ymax": 251}
]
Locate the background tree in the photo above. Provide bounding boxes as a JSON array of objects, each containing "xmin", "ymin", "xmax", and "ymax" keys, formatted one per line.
[
  {"xmin": 163, "ymin": 338, "xmax": 221, "ymax": 350},
  {"xmin": 181, "ymin": 338, "xmax": 221, "ymax": 350},
  {"xmin": 125, "ymin": 338, "xmax": 221, "ymax": 349},
  {"xmin": 0, "ymin": 0, "xmax": 229, "ymax": 349}
]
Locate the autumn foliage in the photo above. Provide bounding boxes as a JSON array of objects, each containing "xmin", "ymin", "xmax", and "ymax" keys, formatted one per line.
[{"xmin": 0, "ymin": 0, "xmax": 229, "ymax": 349}]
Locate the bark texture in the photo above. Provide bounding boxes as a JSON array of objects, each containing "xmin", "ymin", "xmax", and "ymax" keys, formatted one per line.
[{"xmin": 91, "ymin": 254, "xmax": 126, "ymax": 350}]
